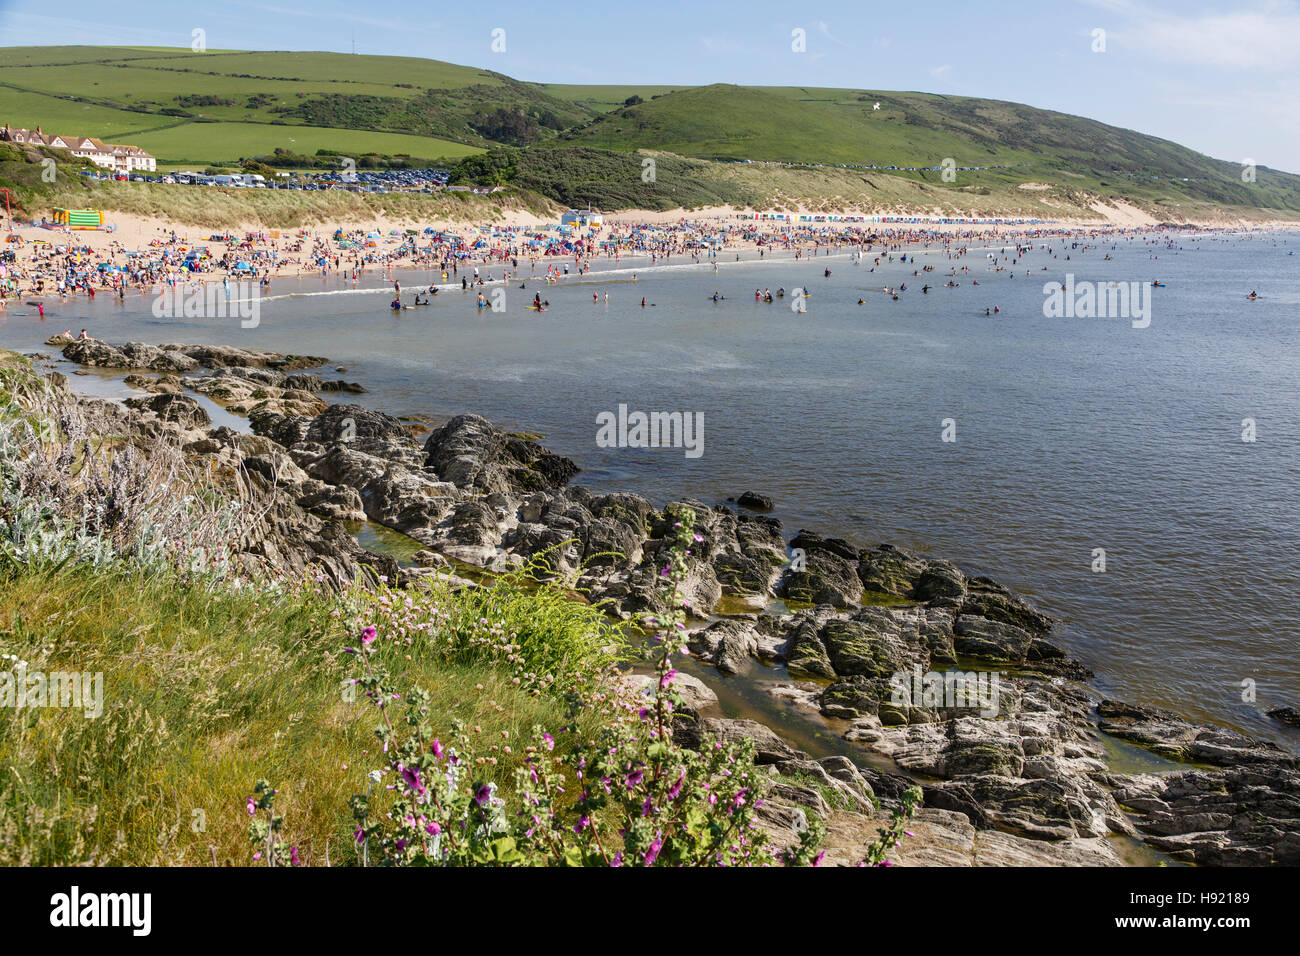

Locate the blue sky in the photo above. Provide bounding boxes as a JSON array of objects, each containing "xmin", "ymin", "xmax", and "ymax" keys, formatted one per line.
[{"xmin": 2, "ymin": 0, "xmax": 1297, "ymax": 172}]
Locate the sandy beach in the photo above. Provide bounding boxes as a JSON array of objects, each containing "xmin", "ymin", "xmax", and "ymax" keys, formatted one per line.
[{"xmin": 5, "ymin": 200, "xmax": 1297, "ymax": 305}]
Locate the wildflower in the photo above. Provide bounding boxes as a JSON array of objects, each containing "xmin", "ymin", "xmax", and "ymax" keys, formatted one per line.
[
  {"xmin": 361, "ymin": 626, "xmax": 377, "ymax": 645},
  {"xmin": 400, "ymin": 766, "xmax": 426, "ymax": 796},
  {"xmin": 574, "ymin": 815, "xmax": 590, "ymax": 833},
  {"xmin": 667, "ymin": 771, "xmax": 685, "ymax": 801},
  {"xmin": 354, "ymin": 825, "xmax": 366, "ymax": 843},
  {"xmin": 660, "ymin": 669, "xmax": 678, "ymax": 689},
  {"xmin": 431, "ymin": 738, "xmax": 444, "ymax": 759},
  {"xmin": 644, "ymin": 833, "xmax": 663, "ymax": 865},
  {"xmin": 541, "ymin": 732, "xmax": 555, "ymax": 751},
  {"xmin": 625, "ymin": 769, "xmax": 644, "ymax": 789},
  {"xmin": 245, "ymin": 797, "xmax": 256, "ymax": 816},
  {"xmin": 290, "ymin": 846, "xmax": 300, "ymax": 866},
  {"xmin": 474, "ymin": 784, "xmax": 492, "ymax": 806},
  {"xmin": 426, "ymin": 822, "xmax": 441, "ymax": 836}
]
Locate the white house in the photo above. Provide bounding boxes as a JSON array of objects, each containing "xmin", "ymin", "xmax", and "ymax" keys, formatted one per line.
[{"xmin": 0, "ymin": 125, "xmax": 156, "ymax": 173}]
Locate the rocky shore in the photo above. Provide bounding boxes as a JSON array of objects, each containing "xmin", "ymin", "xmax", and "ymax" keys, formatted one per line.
[{"xmin": 31, "ymin": 337, "xmax": 1300, "ymax": 867}]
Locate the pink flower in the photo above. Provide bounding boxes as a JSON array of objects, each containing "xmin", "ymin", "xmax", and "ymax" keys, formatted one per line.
[
  {"xmin": 400, "ymin": 766, "xmax": 426, "ymax": 796},
  {"xmin": 667, "ymin": 771, "xmax": 686, "ymax": 801},
  {"xmin": 644, "ymin": 833, "xmax": 663, "ymax": 865},
  {"xmin": 660, "ymin": 669, "xmax": 678, "ymax": 689},
  {"xmin": 541, "ymin": 733, "xmax": 555, "ymax": 751},
  {"xmin": 245, "ymin": 797, "xmax": 256, "ymax": 816},
  {"xmin": 431, "ymin": 738, "xmax": 444, "ymax": 759}
]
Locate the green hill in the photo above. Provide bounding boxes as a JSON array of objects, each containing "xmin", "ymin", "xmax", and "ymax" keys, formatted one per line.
[
  {"xmin": 0, "ymin": 46, "xmax": 594, "ymax": 164},
  {"xmin": 555, "ymin": 84, "xmax": 1300, "ymax": 213},
  {"xmin": 2, "ymin": 46, "xmax": 1298, "ymax": 218}
]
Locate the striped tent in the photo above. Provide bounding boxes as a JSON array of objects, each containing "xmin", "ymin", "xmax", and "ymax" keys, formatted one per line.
[{"xmin": 53, "ymin": 209, "xmax": 103, "ymax": 230}]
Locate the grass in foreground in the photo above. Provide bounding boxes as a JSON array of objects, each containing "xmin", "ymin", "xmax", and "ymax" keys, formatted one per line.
[{"xmin": 0, "ymin": 563, "xmax": 577, "ymax": 865}]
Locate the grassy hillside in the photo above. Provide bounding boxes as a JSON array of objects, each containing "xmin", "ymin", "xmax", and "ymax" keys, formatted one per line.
[
  {"xmin": 0, "ymin": 46, "xmax": 594, "ymax": 163},
  {"xmin": 557, "ymin": 84, "xmax": 1300, "ymax": 214},
  {"xmin": 3, "ymin": 46, "xmax": 1298, "ymax": 219},
  {"xmin": 540, "ymin": 84, "xmax": 689, "ymax": 112}
]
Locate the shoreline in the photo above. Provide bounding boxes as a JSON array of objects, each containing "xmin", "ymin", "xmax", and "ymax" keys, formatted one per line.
[{"xmin": 5, "ymin": 206, "xmax": 1299, "ymax": 303}]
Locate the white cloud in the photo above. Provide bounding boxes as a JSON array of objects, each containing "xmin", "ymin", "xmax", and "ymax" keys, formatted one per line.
[
  {"xmin": 814, "ymin": 21, "xmax": 851, "ymax": 49},
  {"xmin": 1082, "ymin": 0, "xmax": 1300, "ymax": 71}
]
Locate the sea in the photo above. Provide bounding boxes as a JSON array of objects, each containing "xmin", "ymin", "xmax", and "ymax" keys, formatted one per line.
[{"xmin": 2, "ymin": 228, "xmax": 1297, "ymax": 750}]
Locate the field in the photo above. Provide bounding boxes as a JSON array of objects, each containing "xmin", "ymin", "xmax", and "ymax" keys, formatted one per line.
[
  {"xmin": 123, "ymin": 122, "xmax": 480, "ymax": 166},
  {"xmin": 0, "ymin": 46, "xmax": 587, "ymax": 163}
]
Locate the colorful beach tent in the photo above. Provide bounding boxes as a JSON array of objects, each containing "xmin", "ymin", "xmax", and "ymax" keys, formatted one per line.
[{"xmin": 53, "ymin": 208, "xmax": 103, "ymax": 230}]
